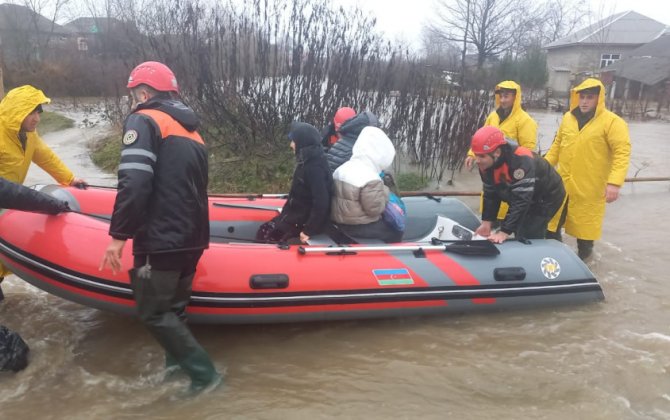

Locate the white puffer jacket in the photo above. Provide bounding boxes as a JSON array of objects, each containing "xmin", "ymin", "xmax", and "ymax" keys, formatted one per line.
[{"xmin": 331, "ymin": 127, "xmax": 396, "ymax": 225}]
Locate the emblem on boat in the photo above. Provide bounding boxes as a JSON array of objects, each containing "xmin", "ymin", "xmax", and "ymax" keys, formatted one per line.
[
  {"xmin": 540, "ymin": 257, "xmax": 561, "ymax": 279},
  {"xmin": 373, "ymin": 268, "xmax": 414, "ymax": 286}
]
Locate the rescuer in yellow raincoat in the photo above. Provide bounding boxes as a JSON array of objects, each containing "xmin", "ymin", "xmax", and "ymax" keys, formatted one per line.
[
  {"xmin": 0, "ymin": 85, "xmax": 86, "ymax": 282},
  {"xmin": 545, "ymin": 78, "xmax": 631, "ymax": 260},
  {"xmin": 465, "ymin": 80, "xmax": 538, "ymax": 220}
]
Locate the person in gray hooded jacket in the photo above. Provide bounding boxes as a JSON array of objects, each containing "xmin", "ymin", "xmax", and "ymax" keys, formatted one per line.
[
  {"xmin": 331, "ymin": 126, "xmax": 402, "ymax": 243},
  {"xmin": 326, "ymin": 111, "xmax": 379, "ymax": 173}
]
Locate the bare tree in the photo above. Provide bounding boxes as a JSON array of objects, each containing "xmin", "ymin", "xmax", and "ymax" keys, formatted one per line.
[
  {"xmin": 539, "ymin": 0, "xmax": 589, "ymax": 44},
  {"xmin": 420, "ymin": 28, "xmax": 460, "ymax": 71},
  {"xmin": 23, "ymin": 0, "xmax": 71, "ymax": 51},
  {"xmin": 428, "ymin": 0, "xmax": 531, "ymax": 69}
]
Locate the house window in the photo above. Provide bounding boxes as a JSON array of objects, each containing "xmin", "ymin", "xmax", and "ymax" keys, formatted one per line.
[
  {"xmin": 77, "ymin": 37, "xmax": 88, "ymax": 51},
  {"xmin": 600, "ymin": 53, "xmax": 620, "ymax": 68}
]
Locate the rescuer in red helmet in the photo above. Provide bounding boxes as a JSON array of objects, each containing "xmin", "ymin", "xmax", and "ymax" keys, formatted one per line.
[
  {"xmin": 321, "ymin": 107, "xmax": 356, "ymax": 148},
  {"xmin": 471, "ymin": 126, "xmax": 565, "ymax": 244},
  {"xmin": 100, "ymin": 61, "xmax": 221, "ymax": 396}
]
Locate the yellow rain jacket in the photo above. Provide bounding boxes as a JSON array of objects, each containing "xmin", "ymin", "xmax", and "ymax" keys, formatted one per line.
[
  {"xmin": 0, "ymin": 85, "xmax": 74, "ymax": 276},
  {"xmin": 470, "ymin": 81, "xmax": 538, "ymax": 219},
  {"xmin": 545, "ymin": 78, "xmax": 631, "ymax": 240},
  {"xmin": 0, "ymin": 85, "xmax": 75, "ymax": 185}
]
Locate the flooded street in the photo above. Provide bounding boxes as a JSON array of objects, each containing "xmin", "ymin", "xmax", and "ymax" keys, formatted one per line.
[{"xmin": 1, "ymin": 108, "xmax": 669, "ymax": 419}]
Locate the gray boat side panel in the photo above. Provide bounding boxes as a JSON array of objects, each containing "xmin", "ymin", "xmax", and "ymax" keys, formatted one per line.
[
  {"xmin": 392, "ymin": 253, "xmax": 459, "ymax": 287},
  {"xmin": 452, "ymin": 240, "xmax": 593, "ymax": 286},
  {"xmin": 188, "ymin": 291, "xmax": 605, "ymax": 324}
]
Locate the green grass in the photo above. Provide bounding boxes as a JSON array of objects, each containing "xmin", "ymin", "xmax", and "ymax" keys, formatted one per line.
[
  {"xmin": 89, "ymin": 129, "xmax": 296, "ymax": 193},
  {"xmin": 90, "ymin": 131, "xmax": 122, "ymax": 173},
  {"xmin": 39, "ymin": 111, "xmax": 75, "ymax": 134},
  {"xmin": 396, "ymin": 172, "xmax": 428, "ymax": 191}
]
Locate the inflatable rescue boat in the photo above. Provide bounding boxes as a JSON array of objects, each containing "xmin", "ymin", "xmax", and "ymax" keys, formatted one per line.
[{"xmin": 0, "ymin": 185, "xmax": 603, "ymax": 324}]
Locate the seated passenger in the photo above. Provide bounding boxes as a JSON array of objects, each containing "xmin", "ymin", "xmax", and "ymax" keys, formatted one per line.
[
  {"xmin": 331, "ymin": 126, "xmax": 402, "ymax": 243},
  {"xmin": 257, "ymin": 122, "xmax": 333, "ymax": 243},
  {"xmin": 326, "ymin": 110, "xmax": 380, "ymax": 173},
  {"xmin": 321, "ymin": 106, "xmax": 356, "ymax": 149}
]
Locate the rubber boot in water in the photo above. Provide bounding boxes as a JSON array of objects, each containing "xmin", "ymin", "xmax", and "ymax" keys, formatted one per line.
[
  {"xmin": 180, "ymin": 348, "xmax": 223, "ymax": 396},
  {"xmin": 577, "ymin": 239, "xmax": 594, "ymax": 261},
  {"xmin": 163, "ymin": 351, "xmax": 181, "ymax": 381}
]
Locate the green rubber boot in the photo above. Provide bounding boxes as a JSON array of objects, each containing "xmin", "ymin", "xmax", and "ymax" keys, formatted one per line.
[
  {"xmin": 163, "ymin": 352, "xmax": 181, "ymax": 381},
  {"xmin": 180, "ymin": 349, "xmax": 223, "ymax": 396},
  {"xmin": 577, "ymin": 239, "xmax": 594, "ymax": 261}
]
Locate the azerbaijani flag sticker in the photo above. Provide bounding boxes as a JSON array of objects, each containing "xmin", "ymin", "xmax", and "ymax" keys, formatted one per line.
[{"xmin": 373, "ymin": 268, "xmax": 414, "ymax": 286}]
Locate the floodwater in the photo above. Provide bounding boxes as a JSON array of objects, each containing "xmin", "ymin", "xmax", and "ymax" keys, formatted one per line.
[{"xmin": 1, "ymin": 108, "xmax": 669, "ymax": 419}]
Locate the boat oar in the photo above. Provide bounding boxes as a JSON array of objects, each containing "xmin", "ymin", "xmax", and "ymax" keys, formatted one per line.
[{"xmin": 298, "ymin": 240, "xmax": 499, "ymax": 257}]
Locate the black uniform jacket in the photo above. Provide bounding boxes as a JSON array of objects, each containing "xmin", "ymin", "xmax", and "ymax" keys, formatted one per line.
[
  {"xmin": 109, "ymin": 98, "xmax": 209, "ymax": 254},
  {"xmin": 0, "ymin": 177, "xmax": 67, "ymax": 214},
  {"xmin": 480, "ymin": 143, "xmax": 564, "ymax": 234}
]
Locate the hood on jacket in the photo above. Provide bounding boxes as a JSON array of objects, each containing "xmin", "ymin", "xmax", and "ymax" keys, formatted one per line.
[
  {"xmin": 339, "ymin": 111, "xmax": 380, "ymax": 139},
  {"xmin": 350, "ymin": 126, "xmax": 395, "ymax": 172},
  {"xmin": 289, "ymin": 122, "xmax": 322, "ymax": 153},
  {"xmin": 569, "ymin": 78, "xmax": 606, "ymax": 116},
  {"xmin": 494, "ymin": 80, "xmax": 522, "ymax": 113},
  {"xmin": 0, "ymin": 85, "xmax": 51, "ymax": 133},
  {"xmin": 136, "ymin": 97, "xmax": 200, "ymax": 131}
]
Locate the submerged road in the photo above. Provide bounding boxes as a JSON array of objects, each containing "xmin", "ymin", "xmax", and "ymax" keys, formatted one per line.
[{"xmin": 1, "ymin": 107, "xmax": 669, "ymax": 419}]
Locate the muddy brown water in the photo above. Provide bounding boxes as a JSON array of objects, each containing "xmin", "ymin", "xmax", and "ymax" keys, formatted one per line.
[{"xmin": 1, "ymin": 109, "xmax": 669, "ymax": 419}]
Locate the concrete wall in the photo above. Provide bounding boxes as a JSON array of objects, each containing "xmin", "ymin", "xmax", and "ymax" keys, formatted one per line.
[{"xmin": 547, "ymin": 45, "xmax": 640, "ymax": 95}]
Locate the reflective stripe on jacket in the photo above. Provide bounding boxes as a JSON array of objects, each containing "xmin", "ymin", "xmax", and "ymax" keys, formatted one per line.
[
  {"xmin": 480, "ymin": 143, "xmax": 564, "ymax": 235},
  {"xmin": 109, "ymin": 98, "xmax": 209, "ymax": 254}
]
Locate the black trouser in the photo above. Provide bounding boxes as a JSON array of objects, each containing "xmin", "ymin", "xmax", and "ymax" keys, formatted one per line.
[
  {"xmin": 516, "ymin": 188, "xmax": 566, "ymax": 241},
  {"xmin": 0, "ymin": 277, "xmax": 4, "ymax": 302},
  {"xmin": 545, "ymin": 197, "xmax": 594, "ymax": 259},
  {"xmin": 130, "ymin": 251, "xmax": 218, "ymax": 387}
]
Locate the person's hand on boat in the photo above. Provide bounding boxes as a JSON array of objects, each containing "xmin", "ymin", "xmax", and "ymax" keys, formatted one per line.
[
  {"xmin": 48, "ymin": 199, "xmax": 70, "ymax": 215},
  {"xmin": 99, "ymin": 238, "xmax": 127, "ymax": 274},
  {"xmin": 487, "ymin": 231, "xmax": 509, "ymax": 244},
  {"xmin": 605, "ymin": 184, "xmax": 620, "ymax": 203},
  {"xmin": 299, "ymin": 231, "xmax": 310, "ymax": 244},
  {"xmin": 69, "ymin": 177, "xmax": 88, "ymax": 189},
  {"xmin": 475, "ymin": 221, "xmax": 492, "ymax": 238}
]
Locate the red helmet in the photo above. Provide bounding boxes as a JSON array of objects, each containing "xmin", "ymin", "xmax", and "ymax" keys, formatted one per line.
[
  {"xmin": 127, "ymin": 61, "xmax": 179, "ymax": 93},
  {"xmin": 471, "ymin": 126, "xmax": 506, "ymax": 154},
  {"xmin": 333, "ymin": 107, "xmax": 356, "ymax": 131}
]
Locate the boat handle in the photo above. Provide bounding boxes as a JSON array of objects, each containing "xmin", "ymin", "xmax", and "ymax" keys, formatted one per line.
[
  {"xmin": 494, "ymin": 267, "xmax": 526, "ymax": 281},
  {"xmin": 249, "ymin": 274, "xmax": 289, "ymax": 289}
]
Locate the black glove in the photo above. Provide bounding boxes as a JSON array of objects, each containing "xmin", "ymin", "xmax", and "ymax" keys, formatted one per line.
[{"xmin": 45, "ymin": 199, "xmax": 70, "ymax": 215}]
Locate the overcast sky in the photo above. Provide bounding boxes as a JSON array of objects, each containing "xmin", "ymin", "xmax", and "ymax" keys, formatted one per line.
[{"xmin": 332, "ymin": 0, "xmax": 670, "ymax": 50}]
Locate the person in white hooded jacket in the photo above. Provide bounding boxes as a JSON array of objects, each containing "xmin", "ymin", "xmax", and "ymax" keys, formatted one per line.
[{"xmin": 331, "ymin": 126, "xmax": 402, "ymax": 243}]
